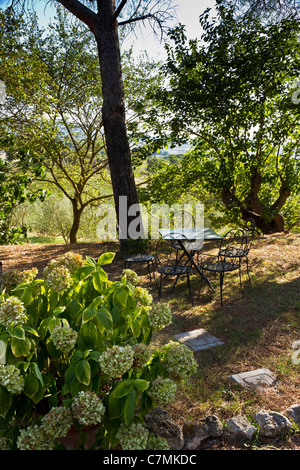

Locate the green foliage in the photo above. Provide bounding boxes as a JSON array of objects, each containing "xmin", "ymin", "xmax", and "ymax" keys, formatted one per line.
[
  {"xmin": 0, "ymin": 251, "xmax": 197, "ymax": 450},
  {"xmin": 146, "ymin": 5, "xmax": 300, "ymax": 232}
]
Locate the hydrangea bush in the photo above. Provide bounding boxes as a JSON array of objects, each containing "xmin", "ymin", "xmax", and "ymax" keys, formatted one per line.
[{"xmin": 0, "ymin": 251, "xmax": 198, "ymax": 450}]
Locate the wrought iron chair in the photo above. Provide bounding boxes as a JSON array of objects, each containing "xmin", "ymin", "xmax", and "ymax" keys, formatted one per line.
[
  {"xmin": 218, "ymin": 219, "xmax": 255, "ymax": 282},
  {"xmin": 196, "ymin": 228, "xmax": 249, "ymax": 306},
  {"xmin": 120, "ymin": 238, "xmax": 155, "ymax": 281},
  {"xmin": 168, "ymin": 210, "xmax": 204, "ymax": 263},
  {"xmin": 154, "ymin": 234, "xmax": 193, "ymax": 303}
]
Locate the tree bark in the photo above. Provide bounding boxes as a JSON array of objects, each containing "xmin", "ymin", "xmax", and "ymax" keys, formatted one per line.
[
  {"xmin": 93, "ymin": 3, "xmax": 140, "ymax": 236},
  {"xmin": 69, "ymin": 199, "xmax": 84, "ymax": 244},
  {"xmin": 57, "ymin": 0, "xmax": 142, "ymax": 240},
  {"xmin": 221, "ymin": 186, "xmax": 286, "ymax": 234}
]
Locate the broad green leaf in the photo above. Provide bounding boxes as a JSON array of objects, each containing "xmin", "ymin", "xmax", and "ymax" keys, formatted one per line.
[
  {"xmin": 88, "ymin": 296, "xmax": 104, "ymax": 310},
  {"xmin": 24, "ymin": 374, "xmax": 39, "ymax": 399},
  {"xmin": 96, "ymin": 308, "xmax": 113, "ymax": 332},
  {"xmin": 24, "ymin": 326, "xmax": 39, "ymax": 337},
  {"xmin": 113, "ymin": 287, "xmax": 128, "ymax": 311},
  {"xmin": 8, "ymin": 325, "xmax": 25, "ymax": 340},
  {"xmin": 53, "ymin": 306, "xmax": 66, "ymax": 315},
  {"xmin": 48, "ymin": 316, "xmax": 62, "ymax": 333},
  {"xmin": 97, "ymin": 252, "xmax": 115, "ymax": 266},
  {"xmin": 131, "ymin": 320, "xmax": 141, "ymax": 338},
  {"xmin": 49, "ymin": 291, "xmax": 59, "ymax": 309},
  {"xmin": 124, "ymin": 389, "xmax": 136, "ymax": 426},
  {"xmin": 75, "ymin": 359, "xmax": 91, "ymax": 386},
  {"xmin": 11, "ymin": 337, "xmax": 31, "ymax": 357},
  {"xmin": 0, "ymin": 385, "xmax": 12, "ymax": 418},
  {"xmin": 82, "ymin": 308, "xmax": 97, "ymax": 324},
  {"xmin": 89, "ymin": 351, "xmax": 101, "ymax": 362},
  {"xmin": 108, "ymin": 394, "xmax": 126, "ymax": 420},
  {"xmin": 85, "ymin": 256, "xmax": 96, "ymax": 267},
  {"xmin": 80, "ymin": 322, "xmax": 98, "ymax": 349},
  {"xmin": 112, "ymin": 379, "xmax": 132, "ymax": 398},
  {"xmin": 134, "ymin": 379, "xmax": 149, "ymax": 391},
  {"xmin": 92, "ymin": 272, "xmax": 105, "ymax": 293},
  {"xmin": 69, "ymin": 299, "xmax": 82, "ymax": 320},
  {"xmin": 74, "ymin": 266, "xmax": 95, "ymax": 281},
  {"xmin": 33, "ymin": 363, "xmax": 44, "ymax": 386}
]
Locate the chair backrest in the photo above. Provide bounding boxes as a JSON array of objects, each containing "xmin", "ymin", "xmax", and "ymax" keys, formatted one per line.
[
  {"xmin": 120, "ymin": 238, "xmax": 149, "ymax": 259},
  {"xmin": 219, "ymin": 228, "xmax": 250, "ymax": 256},
  {"xmin": 243, "ymin": 218, "xmax": 256, "ymax": 246}
]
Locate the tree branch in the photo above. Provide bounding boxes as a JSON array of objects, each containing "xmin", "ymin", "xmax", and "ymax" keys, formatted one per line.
[{"xmin": 114, "ymin": 0, "xmax": 128, "ymax": 20}]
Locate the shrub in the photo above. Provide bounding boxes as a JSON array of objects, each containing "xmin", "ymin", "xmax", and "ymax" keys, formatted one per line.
[{"xmin": 0, "ymin": 251, "xmax": 197, "ymax": 450}]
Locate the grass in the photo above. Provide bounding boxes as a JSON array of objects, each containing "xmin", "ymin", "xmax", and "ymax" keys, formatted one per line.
[{"xmin": 138, "ymin": 232, "xmax": 300, "ymax": 430}]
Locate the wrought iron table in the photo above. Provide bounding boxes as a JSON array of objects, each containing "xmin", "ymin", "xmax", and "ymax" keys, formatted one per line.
[{"xmin": 158, "ymin": 228, "xmax": 223, "ymax": 292}]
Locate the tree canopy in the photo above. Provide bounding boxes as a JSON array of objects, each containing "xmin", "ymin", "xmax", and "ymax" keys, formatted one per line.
[{"xmin": 141, "ymin": 5, "xmax": 300, "ymax": 233}]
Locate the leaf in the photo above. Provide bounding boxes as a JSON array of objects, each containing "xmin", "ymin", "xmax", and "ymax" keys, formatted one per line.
[
  {"xmin": 74, "ymin": 266, "xmax": 95, "ymax": 281},
  {"xmin": 23, "ymin": 326, "xmax": 39, "ymax": 337},
  {"xmin": 88, "ymin": 296, "xmax": 104, "ymax": 310},
  {"xmin": 75, "ymin": 359, "xmax": 91, "ymax": 386},
  {"xmin": 96, "ymin": 308, "xmax": 113, "ymax": 332},
  {"xmin": 112, "ymin": 379, "xmax": 132, "ymax": 398},
  {"xmin": 80, "ymin": 322, "xmax": 99, "ymax": 349},
  {"xmin": 33, "ymin": 363, "xmax": 44, "ymax": 386},
  {"xmin": 108, "ymin": 394, "xmax": 126, "ymax": 420},
  {"xmin": 11, "ymin": 337, "xmax": 31, "ymax": 357},
  {"xmin": 133, "ymin": 379, "xmax": 149, "ymax": 391},
  {"xmin": 82, "ymin": 308, "xmax": 97, "ymax": 324},
  {"xmin": 8, "ymin": 325, "xmax": 25, "ymax": 340},
  {"xmin": 97, "ymin": 252, "xmax": 115, "ymax": 266},
  {"xmin": 124, "ymin": 389, "xmax": 136, "ymax": 426},
  {"xmin": 113, "ymin": 286, "xmax": 128, "ymax": 311},
  {"xmin": 53, "ymin": 306, "xmax": 66, "ymax": 315},
  {"xmin": 0, "ymin": 385, "xmax": 12, "ymax": 418},
  {"xmin": 69, "ymin": 299, "xmax": 82, "ymax": 320},
  {"xmin": 24, "ymin": 374, "xmax": 39, "ymax": 399},
  {"xmin": 131, "ymin": 320, "xmax": 141, "ymax": 338},
  {"xmin": 92, "ymin": 271, "xmax": 106, "ymax": 293}
]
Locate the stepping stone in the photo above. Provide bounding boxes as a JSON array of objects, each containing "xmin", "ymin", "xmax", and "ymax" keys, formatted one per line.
[
  {"xmin": 227, "ymin": 368, "xmax": 277, "ymax": 391},
  {"xmin": 174, "ymin": 328, "xmax": 224, "ymax": 351}
]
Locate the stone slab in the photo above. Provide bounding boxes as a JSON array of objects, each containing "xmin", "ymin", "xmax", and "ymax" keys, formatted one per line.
[
  {"xmin": 227, "ymin": 368, "xmax": 277, "ymax": 391},
  {"xmin": 174, "ymin": 328, "xmax": 224, "ymax": 351}
]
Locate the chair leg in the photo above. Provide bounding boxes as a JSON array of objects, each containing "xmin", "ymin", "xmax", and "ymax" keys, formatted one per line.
[
  {"xmin": 170, "ymin": 274, "xmax": 181, "ymax": 293},
  {"xmin": 187, "ymin": 274, "xmax": 193, "ymax": 305},
  {"xmin": 147, "ymin": 261, "xmax": 152, "ymax": 280},
  {"xmin": 239, "ymin": 267, "xmax": 244, "ymax": 298},
  {"xmin": 246, "ymin": 257, "xmax": 251, "ymax": 283},
  {"xmin": 220, "ymin": 271, "xmax": 224, "ymax": 307},
  {"xmin": 158, "ymin": 273, "xmax": 163, "ymax": 301}
]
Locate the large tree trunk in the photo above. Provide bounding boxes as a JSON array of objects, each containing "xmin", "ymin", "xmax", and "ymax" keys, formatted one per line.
[
  {"xmin": 221, "ymin": 186, "xmax": 286, "ymax": 234},
  {"xmin": 69, "ymin": 199, "xmax": 83, "ymax": 244},
  {"xmin": 93, "ymin": 2, "xmax": 141, "ymax": 239},
  {"xmin": 57, "ymin": 0, "xmax": 142, "ymax": 241}
]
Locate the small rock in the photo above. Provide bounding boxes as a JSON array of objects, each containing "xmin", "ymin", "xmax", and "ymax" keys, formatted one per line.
[
  {"xmin": 182, "ymin": 415, "xmax": 223, "ymax": 450},
  {"xmin": 145, "ymin": 407, "xmax": 184, "ymax": 450},
  {"xmin": 224, "ymin": 415, "xmax": 256, "ymax": 441},
  {"xmin": 254, "ymin": 410, "xmax": 292, "ymax": 437},
  {"xmin": 283, "ymin": 404, "xmax": 300, "ymax": 426}
]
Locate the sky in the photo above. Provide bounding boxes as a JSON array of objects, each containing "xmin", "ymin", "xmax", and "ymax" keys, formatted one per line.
[
  {"xmin": 124, "ymin": 0, "xmax": 217, "ymax": 59},
  {"xmin": 31, "ymin": 0, "xmax": 217, "ymax": 59}
]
